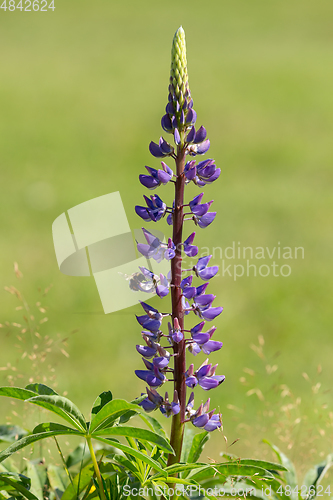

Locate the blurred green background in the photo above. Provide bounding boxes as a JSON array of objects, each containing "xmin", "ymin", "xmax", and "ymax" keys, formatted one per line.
[{"xmin": 1, "ymin": 0, "xmax": 333, "ymax": 473}]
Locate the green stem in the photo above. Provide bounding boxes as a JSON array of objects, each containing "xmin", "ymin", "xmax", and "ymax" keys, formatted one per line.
[{"xmin": 86, "ymin": 436, "xmax": 107, "ymax": 500}]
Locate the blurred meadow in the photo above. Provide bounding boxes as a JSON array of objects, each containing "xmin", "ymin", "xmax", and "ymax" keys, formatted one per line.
[{"xmin": 1, "ymin": 0, "xmax": 333, "ymax": 475}]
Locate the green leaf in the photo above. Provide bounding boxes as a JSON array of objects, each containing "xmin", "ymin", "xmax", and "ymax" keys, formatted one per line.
[
  {"xmin": 188, "ymin": 431, "xmax": 209, "ymax": 464},
  {"xmin": 234, "ymin": 458, "xmax": 288, "ymax": 472},
  {"xmin": 0, "ymin": 386, "xmax": 38, "ymax": 401},
  {"xmin": 89, "ymin": 399, "xmax": 142, "ymax": 433},
  {"xmin": 91, "ymin": 391, "xmax": 113, "ymax": 416},
  {"xmin": 0, "ymin": 426, "xmax": 82, "ymax": 464},
  {"xmin": 26, "ymin": 462, "xmax": 43, "ymax": 500},
  {"xmin": 92, "ymin": 426, "xmax": 173, "ymax": 454},
  {"xmin": 188, "ymin": 462, "xmax": 274, "ymax": 482},
  {"xmin": 151, "ymin": 462, "xmax": 205, "ymax": 480},
  {"xmin": 0, "ymin": 425, "xmax": 28, "ymax": 443},
  {"xmin": 92, "ymin": 436, "xmax": 166, "ymax": 475},
  {"xmin": 66, "ymin": 443, "xmax": 90, "ymax": 469},
  {"xmin": 27, "ymin": 395, "xmax": 87, "ymax": 432},
  {"xmin": 303, "ymin": 453, "xmax": 333, "ymax": 488},
  {"xmin": 263, "ymin": 440, "xmax": 297, "ymax": 487},
  {"xmin": 25, "ymin": 383, "xmax": 58, "ymax": 396},
  {"xmin": 0, "ymin": 472, "xmax": 38, "ymax": 500}
]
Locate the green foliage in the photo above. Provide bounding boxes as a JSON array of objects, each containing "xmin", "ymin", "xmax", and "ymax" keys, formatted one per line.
[{"xmin": 0, "ymin": 383, "xmax": 289, "ymax": 499}]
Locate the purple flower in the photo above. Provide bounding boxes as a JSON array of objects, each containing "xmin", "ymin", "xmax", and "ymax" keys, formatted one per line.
[
  {"xmin": 180, "ymin": 276, "xmax": 196, "ymax": 299},
  {"xmin": 194, "ymin": 212, "xmax": 216, "ymax": 228},
  {"xmin": 185, "ymin": 126, "xmax": 211, "ymax": 157},
  {"xmin": 193, "ymin": 256, "xmax": 219, "ymax": 280},
  {"xmin": 137, "ymin": 229, "xmax": 175, "ymax": 263},
  {"xmin": 139, "ymin": 163, "xmax": 173, "ymax": 189},
  {"xmin": 156, "ymin": 273, "xmax": 170, "ymax": 298},
  {"xmin": 135, "ymin": 365, "xmax": 166, "ymax": 387},
  {"xmin": 139, "ymin": 387, "xmax": 164, "ymax": 412},
  {"xmin": 195, "ymin": 159, "xmax": 220, "ymax": 186},
  {"xmin": 160, "ymin": 390, "xmax": 180, "ymax": 417},
  {"xmin": 168, "ymin": 318, "xmax": 183, "ymax": 343},
  {"xmin": 188, "ymin": 397, "xmax": 221, "ymax": 432},
  {"xmin": 183, "ymin": 232, "xmax": 198, "ymax": 257},
  {"xmin": 136, "ymin": 301, "xmax": 163, "ymax": 333},
  {"xmin": 149, "ymin": 137, "xmax": 174, "ymax": 158},
  {"xmin": 135, "ymin": 194, "xmax": 167, "ymax": 222},
  {"xmin": 186, "ymin": 360, "xmax": 225, "ymax": 391}
]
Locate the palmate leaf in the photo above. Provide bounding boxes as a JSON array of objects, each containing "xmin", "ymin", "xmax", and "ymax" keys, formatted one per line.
[
  {"xmin": 92, "ymin": 426, "xmax": 173, "ymax": 455},
  {"xmin": 0, "ymin": 386, "xmax": 87, "ymax": 433},
  {"xmin": 92, "ymin": 435, "xmax": 167, "ymax": 476},
  {"xmin": 27, "ymin": 395, "xmax": 87, "ymax": 432},
  {"xmin": 91, "ymin": 391, "xmax": 113, "ymax": 417},
  {"xmin": 89, "ymin": 399, "xmax": 143, "ymax": 433},
  {"xmin": 0, "ymin": 424, "xmax": 82, "ymax": 464},
  {"xmin": 0, "ymin": 472, "xmax": 38, "ymax": 500}
]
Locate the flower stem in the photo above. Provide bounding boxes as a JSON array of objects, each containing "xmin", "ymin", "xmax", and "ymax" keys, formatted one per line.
[
  {"xmin": 168, "ymin": 145, "xmax": 186, "ymax": 467},
  {"xmin": 86, "ymin": 436, "xmax": 107, "ymax": 500}
]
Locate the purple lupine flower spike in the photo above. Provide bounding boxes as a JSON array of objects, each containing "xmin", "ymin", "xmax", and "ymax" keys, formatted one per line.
[{"xmin": 133, "ymin": 27, "xmax": 224, "ymax": 443}]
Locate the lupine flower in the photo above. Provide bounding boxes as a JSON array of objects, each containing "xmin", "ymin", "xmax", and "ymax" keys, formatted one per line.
[
  {"xmin": 193, "ymin": 256, "xmax": 219, "ymax": 280},
  {"xmin": 191, "ymin": 400, "xmax": 221, "ymax": 432},
  {"xmin": 195, "ymin": 159, "xmax": 221, "ymax": 186},
  {"xmin": 160, "ymin": 391, "xmax": 180, "ymax": 417},
  {"xmin": 135, "ymin": 358, "xmax": 166, "ymax": 387},
  {"xmin": 149, "ymin": 137, "xmax": 174, "ymax": 158},
  {"xmin": 183, "ymin": 232, "xmax": 198, "ymax": 257},
  {"xmin": 135, "ymin": 194, "xmax": 167, "ymax": 222},
  {"xmin": 156, "ymin": 273, "xmax": 170, "ymax": 298},
  {"xmin": 180, "ymin": 276, "xmax": 196, "ymax": 299},
  {"xmin": 133, "ymin": 27, "xmax": 224, "ymax": 439},
  {"xmin": 185, "ymin": 360, "xmax": 225, "ymax": 390},
  {"xmin": 139, "ymin": 163, "xmax": 173, "ymax": 189},
  {"xmin": 137, "ymin": 229, "xmax": 175, "ymax": 263}
]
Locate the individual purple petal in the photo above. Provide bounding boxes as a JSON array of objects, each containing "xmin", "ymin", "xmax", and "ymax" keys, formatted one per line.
[
  {"xmin": 195, "ymin": 283, "xmax": 209, "ymax": 296},
  {"xmin": 188, "ymin": 342, "xmax": 201, "ymax": 355},
  {"xmin": 196, "ymin": 364, "xmax": 212, "ymax": 378},
  {"xmin": 153, "ymin": 357, "xmax": 170, "ymax": 369},
  {"xmin": 136, "ymin": 345, "xmax": 157, "ymax": 358},
  {"xmin": 194, "ymin": 126, "xmax": 207, "ymax": 144},
  {"xmin": 139, "ymin": 175, "xmax": 160, "ymax": 189},
  {"xmin": 201, "ymin": 307, "xmax": 223, "ymax": 321},
  {"xmin": 204, "ymin": 416, "xmax": 221, "ymax": 431},
  {"xmin": 136, "ymin": 243, "xmax": 151, "ymax": 257},
  {"xmin": 193, "ymin": 414, "xmax": 209, "ymax": 428},
  {"xmin": 185, "ymin": 376, "xmax": 198, "ymax": 388},
  {"xmin": 198, "ymin": 377, "xmax": 221, "ymax": 390},
  {"xmin": 139, "ymin": 398, "xmax": 157, "ymax": 412},
  {"xmin": 174, "ymin": 128, "xmax": 181, "ymax": 145},
  {"xmin": 195, "ymin": 294, "xmax": 216, "ymax": 307},
  {"xmin": 166, "ymin": 102, "xmax": 174, "ymax": 114},
  {"xmin": 196, "ymin": 255, "xmax": 212, "ymax": 270},
  {"xmin": 167, "ymin": 213, "xmax": 173, "ymax": 225},
  {"xmin": 149, "ymin": 141, "xmax": 163, "ymax": 157},
  {"xmin": 161, "ymin": 113, "xmax": 173, "ymax": 132},
  {"xmin": 196, "ymin": 139, "xmax": 210, "ymax": 154},
  {"xmin": 136, "ymin": 316, "xmax": 162, "ymax": 333},
  {"xmin": 191, "ymin": 322, "xmax": 205, "ymax": 335},
  {"xmin": 192, "ymin": 332, "xmax": 211, "ymax": 344},
  {"xmin": 205, "ymin": 168, "xmax": 221, "ymax": 184},
  {"xmin": 159, "ymin": 137, "xmax": 174, "ymax": 154},
  {"xmin": 157, "ymin": 170, "xmax": 172, "ymax": 184},
  {"xmin": 161, "ymin": 161, "xmax": 173, "ymax": 176},
  {"xmin": 135, "ymin": 206, "xmax": 151, "ymax": 220},
  {"xmin": 197, "ymin": 266, "xmax": 219, "ymax": 280},
  {"xmin": 202, "ymin": 341, "xmax": 223, "ymax": 355},
  {"xmin": 186, "ymin": 126, "xmax": 196, "ymax": 143},
  {"xmin": 186, "ymin": 109, "xmax": 197, "ymax": 126},
  {"xmin": 197, "ymin": 212, "xmax": 216, "ymax": 228},
  {"xmin": 171, "ymin": 402, "xmax": 180, "ymax": 415},
  {"xmin": 135, "ymin": 370, "xmax": 165, "ymax": 387},
  {"xmin": 182, "ymin": 287, "xmax": 196, "ymax": 299},
  {"xmin": 191, "ymin": 203, "xmax": 211, "ymax": 217}
]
